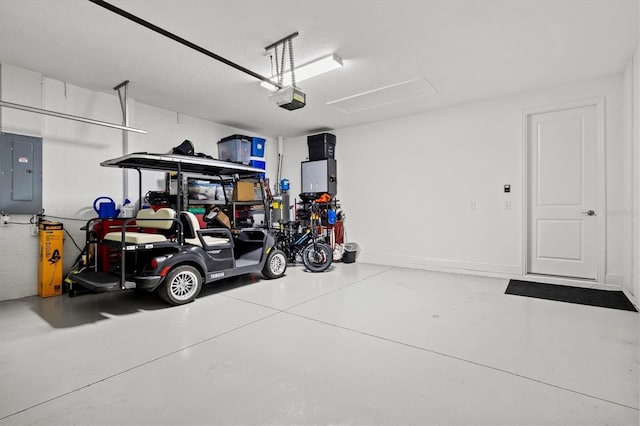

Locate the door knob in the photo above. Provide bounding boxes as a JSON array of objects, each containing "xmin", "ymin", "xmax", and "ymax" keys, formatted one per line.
[{"xmin": 581, "ymin": 210, "xmax": 596, "ymax": 216}]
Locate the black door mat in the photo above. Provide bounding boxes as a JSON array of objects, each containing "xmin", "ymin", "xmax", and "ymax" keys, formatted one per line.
[{"xmin": 506, "ymin": 280, "xmax": 638, "ymax": 312}]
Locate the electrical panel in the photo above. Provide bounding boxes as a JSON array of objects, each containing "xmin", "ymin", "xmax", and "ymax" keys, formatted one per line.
[
  {"xmin": 0, "ymin": 132, "xmax": 43, "ymax": 214},
  {"xmin": 301, "ymin": 158, "xmax": 337, "ymax": 195}
]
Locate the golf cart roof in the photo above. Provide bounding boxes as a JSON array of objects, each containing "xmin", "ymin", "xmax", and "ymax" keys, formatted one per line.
[{"xmin": 100, "ymin": 152, "xmax": 265, "ymax": 178}]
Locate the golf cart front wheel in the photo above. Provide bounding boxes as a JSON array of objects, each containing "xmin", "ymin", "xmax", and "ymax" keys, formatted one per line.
[{"xmin": 262, "ymin": 249, "xmax": 287, "ymax": 279}]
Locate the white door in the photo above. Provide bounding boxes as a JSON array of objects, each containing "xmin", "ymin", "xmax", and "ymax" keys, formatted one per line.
[{"xmin": 527, "ymin": 104, "xmax": 598, "ymax": 279}]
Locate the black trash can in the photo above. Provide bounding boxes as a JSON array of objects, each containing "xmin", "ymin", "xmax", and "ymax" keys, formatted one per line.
[{"xmin": 342, "ymin": 242, "xmax": 359, "ymax": 264}]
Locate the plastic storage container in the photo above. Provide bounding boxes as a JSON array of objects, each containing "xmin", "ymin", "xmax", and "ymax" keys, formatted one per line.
[
  {"xmin": 218, "ymin": 138, "xmax": 251, "ymax": 164},
  {"xmin": 249, "ymin": 159, "xmax": 266, "ymax": 170},
  {"xmin": 188, "ymin": 180, "xmax": 220, "ymax": 200},
  {"xmin": 220, "ymin": 134, "xmax": 250, "ymax": 143},
  {"xmin": 307, "ymin": 133, "xmax": 336, "ymax": 161},
  {"xmin": 249, "ymin": 159, "xmax": 266, "ymax": 178},
  {"xmin": 342, "ymin": 242, "xmax": 359, "ymax": 264},
  {"xmin": 251, "ymin": 137, "xmax": 266, "ymax": 157}
]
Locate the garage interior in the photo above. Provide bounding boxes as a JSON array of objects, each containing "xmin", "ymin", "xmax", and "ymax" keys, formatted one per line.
[{"xmin": 0, "ymin": 1, "xmax": 639, "ymax": 424}]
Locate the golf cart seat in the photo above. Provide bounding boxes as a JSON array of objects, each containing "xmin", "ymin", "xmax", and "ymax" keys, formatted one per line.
[
  {"xmin": 180, "ymin": 211, "xmax": 231, "ymax": 247},
  {"xmin": 103, "ymin": 208, "xmax": 176, "ymax": 244}
]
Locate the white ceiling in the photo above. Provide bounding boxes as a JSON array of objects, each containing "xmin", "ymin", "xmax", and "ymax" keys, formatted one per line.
[{"xmin": 0, "ymin": 0, "xmax": 638, "ymax": 138}]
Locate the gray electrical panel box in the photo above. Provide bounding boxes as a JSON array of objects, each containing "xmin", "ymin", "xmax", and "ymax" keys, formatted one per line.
[
  {"xmin": 301, "ymin": 158, "xmax": 337, "ymax": 195},
  {"xmin": 0, "ymin": 132, "xmax": 43, "ymax": 214}
]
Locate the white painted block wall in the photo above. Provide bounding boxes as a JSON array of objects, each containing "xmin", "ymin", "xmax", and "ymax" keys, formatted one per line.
[
  {"xmin": 0, "ymin": 63, "xmax": 274, "ymax": 301},
  {"xmin": 0, "ymin": 64, "xmax": 44, "ymax": 300},
  {"xmin": 282, "ymin": 74, "xmax": 634, "ymax": 301}
]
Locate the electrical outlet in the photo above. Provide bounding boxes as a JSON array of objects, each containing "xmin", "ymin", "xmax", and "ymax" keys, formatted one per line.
[
  {"xmin": 1, "ymin": 215, "xmax": 9, "ymax": 226},
  {"xmin": 470, "ymin": 201, "xmax": 477, "ymax": 210},
  {"xmin": 504, "ymin": 200, "xmax": 511, "ymax": 210}
]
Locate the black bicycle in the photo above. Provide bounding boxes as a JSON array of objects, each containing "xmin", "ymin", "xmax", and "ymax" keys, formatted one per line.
[{"xmin": 274, "ymin": 202, "xmax": 333, "ymax": 272}]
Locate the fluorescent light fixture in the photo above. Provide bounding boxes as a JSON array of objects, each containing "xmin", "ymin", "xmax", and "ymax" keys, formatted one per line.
[{"xmin": 261, "ymin": 53, "xmax": 343, "ymax": 90}]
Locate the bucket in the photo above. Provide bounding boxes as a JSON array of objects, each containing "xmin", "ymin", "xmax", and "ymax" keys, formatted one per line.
[
  {"xmin": 342, "ymin": 242, "xmax": 359, "ymax": 264},
  {"xmin": 93, "ymin": 197, "xmax": 117, "ymax": 219},
  {"xmin": 119, "ymin": 204, "xmax": 135, "ymax": 218}
]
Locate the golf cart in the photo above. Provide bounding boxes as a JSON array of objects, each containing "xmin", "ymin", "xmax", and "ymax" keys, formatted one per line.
[{"xmin": 67, "ymin": 152, "xmax": 287, "ymax": 305}]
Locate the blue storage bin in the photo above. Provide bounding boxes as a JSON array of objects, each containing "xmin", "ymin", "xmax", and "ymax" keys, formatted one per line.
[
  {"xmin": 251, "ymin": 137, "xmax": 266, "ymax": 157},
  {"xmin": 249, "ymin": 159, "xmax": 266, "ymax": 170},
  {"xmin": 249, "ymin": 159, "xmax": 266, "ymax": 178}
]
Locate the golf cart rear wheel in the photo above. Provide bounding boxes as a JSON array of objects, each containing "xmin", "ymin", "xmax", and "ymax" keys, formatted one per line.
[
  {"xmin": 302, "ymin": 242, "xmax": 333, "ymax": 272},
  {"xmin": 262, "ymin": 249, "xmax": 287, "ymax": 279},
  {"xmin": 159, "ymin": 265, "xmax": 202, "ymax": 305}
]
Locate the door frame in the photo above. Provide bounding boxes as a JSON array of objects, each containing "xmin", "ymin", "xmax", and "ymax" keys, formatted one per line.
[{"xmin": 521, "ymin": 97, "xmax": 606, "ymax": 284}]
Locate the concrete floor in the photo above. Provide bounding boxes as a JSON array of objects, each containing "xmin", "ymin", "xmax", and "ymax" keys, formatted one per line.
[{"xmin": 0, "ymin": 262, "xmax": 637, "ymax": 425}]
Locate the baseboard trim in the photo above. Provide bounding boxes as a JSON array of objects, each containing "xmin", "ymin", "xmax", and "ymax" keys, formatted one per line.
[
  {"xmin": 358, "ymin": 254, "xmax": 630, "ymax": 294},
  {"xmin": 0, "ymin": 286, "xmax": 37, "ymax": 302},
  {"xmin": 359, "ymin": 253, "xmax": 520, "ymax": 279}
]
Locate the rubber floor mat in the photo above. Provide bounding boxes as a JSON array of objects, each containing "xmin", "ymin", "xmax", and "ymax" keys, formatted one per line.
[{"xmin": 505, "ymin": 280, "xmax": 637, "ymax": 312}]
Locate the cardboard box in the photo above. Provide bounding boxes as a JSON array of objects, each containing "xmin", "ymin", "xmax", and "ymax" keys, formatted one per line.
[
  {"xmin": 38, "ymin": 221, "xmax": 64, "ymax": 297},
  {"xmin": 232, "ymin": 181, "xmax": 255, "ymax": 201},
  {"xmin": 214, "ymin": 210, "xmax": 231, "ymax": 229}
]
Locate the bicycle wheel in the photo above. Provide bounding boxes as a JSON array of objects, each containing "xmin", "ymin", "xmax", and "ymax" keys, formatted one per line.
[{"xmin": 302, "ymin": 242, "xmax": 333, "ymax": 272}]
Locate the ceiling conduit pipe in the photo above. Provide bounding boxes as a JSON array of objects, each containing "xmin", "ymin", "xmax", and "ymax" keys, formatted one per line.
[{"xmin": 88, "ymin": 0, "xmax": 283, "ymax": 89}]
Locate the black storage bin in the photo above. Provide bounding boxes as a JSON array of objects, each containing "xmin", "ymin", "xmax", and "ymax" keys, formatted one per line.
[
  {"xmin": 307, "ymin": 133, "xmax": 336, "ymax": 161},
  {"xmin": 342, "ymin": 242, "xmax": 359, "ymax": 264}
]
